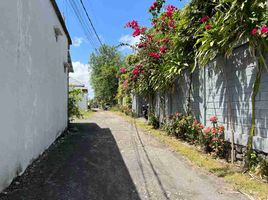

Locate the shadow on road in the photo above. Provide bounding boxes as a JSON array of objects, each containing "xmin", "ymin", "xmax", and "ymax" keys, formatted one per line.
[{"xmin": 1, "ymin": 123, "xmax": 141, "ymax": 200}]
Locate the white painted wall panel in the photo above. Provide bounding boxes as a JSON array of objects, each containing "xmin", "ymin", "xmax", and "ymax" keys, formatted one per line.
[{"xmin": 0, "ymin": 0, "xmax": 69, "ymax": 191}]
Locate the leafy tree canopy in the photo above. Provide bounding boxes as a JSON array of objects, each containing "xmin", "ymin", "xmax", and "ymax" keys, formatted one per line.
[{"xmin": 90, "ymin": 45, "xmax": 123, "ymax": 106}]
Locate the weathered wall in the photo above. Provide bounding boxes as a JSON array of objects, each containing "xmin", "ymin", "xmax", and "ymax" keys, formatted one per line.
[
  {"xmin": 203, "ymin": 44, "xmax": 268, "ymax": 153},
  {"xmin": 132, "ymin": 94, "xmax": 147, "ymax": 116},
  {"xmin": 135, "ymin": 43, "xmax": 268, "ymax": 154},
  {"xmin": 78, "ymin": 92, "xmax": 88, "ymax": 110},
  {"xmin": 0, "ymin": 0, "xmax": 69, "ymax": 191}
]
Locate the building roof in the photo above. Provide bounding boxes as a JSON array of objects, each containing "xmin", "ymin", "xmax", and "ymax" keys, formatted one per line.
[
  {"xmin": 69, "ymin": 77, "xmax": 85, "ymax": 88},
  {"xmin": 50, "ymin": 0, "xmax": 72, "ymax": 45}
]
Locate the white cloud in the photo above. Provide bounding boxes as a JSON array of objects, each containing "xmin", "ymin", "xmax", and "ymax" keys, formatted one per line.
[
  {"xmin": 70, "ymin": 61, "xmax": 94, "ymax": 98},
  {"xmin": 119, "ymin": 34, "xmax": 140, "ymax": 51},
  {"xmin": 73, "ymin": 37, "xmax": 85, "ymax": 47}
]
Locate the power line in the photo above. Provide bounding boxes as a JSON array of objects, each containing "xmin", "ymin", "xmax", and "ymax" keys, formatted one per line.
[
  {"xmin": 67, "ymin": 0, "xmax": 98, "ymax": 49},
  {"xmin": 80, "ymin": 0, "xmax": 103, "ymax": 46},
  {"xmin": 70, "ymin": 0, "xmax": 97, "ymax": 47}
]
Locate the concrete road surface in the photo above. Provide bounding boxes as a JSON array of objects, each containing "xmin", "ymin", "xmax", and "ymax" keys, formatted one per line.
[{"xmin": 0, "ymin": 111, "xmax": 247, "ymax": 200}]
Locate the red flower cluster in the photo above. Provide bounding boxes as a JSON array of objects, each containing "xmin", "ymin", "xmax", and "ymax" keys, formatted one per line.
[
  {"xmin": 120, "ymin": 67, "xmax": 126, "ymax": 74},
  {"xmin": 193, "ymin": 118, "xmax": 204, "ymax": 129},
  {"xmin": 201, "ymin": 15, "xmax": 212, "ymax": 30},
  {"xmin": 164, "ymin": 5, "xmax": 176, "ymax": 18},
  {"xmin": 126, "ymin": 20, "xmax": 146, "ymax": 37},
  {"xmin": 149, "ymin": 52, "xmax": 161, "ymax": 59},
  {"xmin": 251, "ymin": 28, "xmax": 258, "ymax": 36},
  {"xmin": 201, "ymin": 15, "xmax": 209, "ymax": 23},
  {"xmin": 261, "ymin": 26, "xmax": 268, "ymax": 33},
  {"xmin": 149, "ymin": 1, "xmax": 158, "ymax": 11},
  {"xmin": 160, "ymin": 46, "xmax": 167, "ymax": 53},
  {"xmin": 219, "ymin": 125, "xmax": 225, "ymax": 132},
  {"xmin": 205, "ymin": 24, "xmax": 212, "ymax": 30},
  {"xmin": 209, "ymin": 115, "xmax": 217, "ymax": 123},
  {"xmin": 165, "ymin": 4, "xmax": 176, "ymax": 12},
  {"xmin": 126, "ymin": 20, "xmax": 139, "ymax": 29},
  {"xmin": 252, "ymin": 26, "xmax": 268, "ymax": 36},
  {"xmin": 203, "ymin": 127, "xmax": 211, "ymax": 134},
  {"xmin": 201, "ymin": 117, "xmax": 225, "ymax": 156},
  {"xmin": 132, "ymin": 27, "xmax": 146, "ymax": 37},
  {"xmin": 148, "ymin": 0, "xmax": 165, "ymax": 17},
  {"xmin": 131, "ymin": 64, "xmax": 144, "ymax": 80},
  {"xmin": 132, "ymin": 69, "xmax": 139, "ymax": 75}
]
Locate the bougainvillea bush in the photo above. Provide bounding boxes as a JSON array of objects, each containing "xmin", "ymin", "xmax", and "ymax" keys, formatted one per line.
[
  {"xmin": 201, "ymin": 116, "xmax": 225, "ymax": 157},
  {"xmin": 162, "ymin": 114, "xmax": 226, "ymax": 158},
  {"xmin": 118, "ymin": 0, "xmax": 268, "ymax": 166},
  {"xmin": 120, "ymin": 0, "xmax": 268, "ymax": 99}
]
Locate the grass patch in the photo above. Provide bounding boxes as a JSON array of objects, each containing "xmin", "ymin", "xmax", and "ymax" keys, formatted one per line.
[
  {"xmin": 113, "ymin": 112, "xmax": 268, "ymax": 200},
  {"xmin": 80, "ymin": 110, "xmax": 94, "ymax": 119},
  {"xmin": 109, "ymin": 106, "xmax": 121, "ymax": 112}
]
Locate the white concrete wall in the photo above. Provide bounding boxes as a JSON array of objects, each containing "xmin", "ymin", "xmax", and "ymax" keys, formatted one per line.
[{"xmin": 0, "ymin": 0, "xmax": 69, "ymax": 191}]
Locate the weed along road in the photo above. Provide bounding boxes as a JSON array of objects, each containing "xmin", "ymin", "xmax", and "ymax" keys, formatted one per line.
[{"xmin": 1, "ymin": 111, "xmax": 248, "ymax": 200}]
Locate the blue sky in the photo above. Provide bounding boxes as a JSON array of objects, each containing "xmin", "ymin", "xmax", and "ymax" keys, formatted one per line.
[{"xmin": 56, "ymin": 0, "xmax": 189, "ymax": 98}]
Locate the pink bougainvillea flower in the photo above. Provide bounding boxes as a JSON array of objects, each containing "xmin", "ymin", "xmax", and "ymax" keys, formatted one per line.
[
  {"xmin": 132, "ymin": 69, "xmax": 139, "ymax": 75},
  {"xmin": 153, "ymin": 2, "xmax": 158, "ymax": 7},
  {"xmin": 150, "ymin": 5, "xmax": 155, "ymax": 10},
  {"xmin": 131, "ymin": 20, "xmax": 139, "ymax": 29},
  {"xmin": 160, "ymin": 46, "xmax": 167, "ymax": 53},
  {"xmin": 165, "ymin": 4, "xmax": 176, "ymax": 12},
  {"xmin": 120, "ymin": 67, "xmax": 126, "ymax": 74},
  {"xmin": 141, "ymin": 70, "xmax": 145, "ymax": 74},
  {"xmin": 212, "ymin": 127, "xmax": 218, "ymax": 134},
  {"xmin": 201, "ymin": 15, "xmax": 209, "ymax": 23},
  {"xmin": 165, "ymin": 11, "xmax": 173, "ymax": 18},
  {"xmin": 251, "ymin": 28, "xmax": 258, "ymax": 36},
  {"xmin": 203, "ymin": 127, "xmax": 211, "ymax": 134},
  {"xmin": 194, "ymin": 119, "xmax": 199, "ymax": 124},
  {"xmin": 149, "ymin": 52, "xmax": 161, "ymax": 59},
  {"xmin": 212, "ymin": 137, "xmax": 219, "ymax": 141},
  {"xmin": 132, "ymin": 28, "xmax": 141, "ymax": 37},
  {"xmin": 205, "ymin": 24, "xmax": 212, "ymax": 30},
  {"xmin": 126, "ymin": 20, "xmax": 139, "ymax": 30},
  {"xmin": 219, "ymin": 125, "xmax": 225, "ymax": 132},
  {"xmin": 260, "ymin": 26, "xmax": 268, "ymax": 34},
  {"xmin": 140, "ymin": 27, "xmax": 147, "ymax": 33},
  {"xmin": 210, "ymin": 115, "xmax": 217, "ymax": 123},
  {"xmin": 125, "ymin": 22, "xmax": 131, "ymax": 27}
]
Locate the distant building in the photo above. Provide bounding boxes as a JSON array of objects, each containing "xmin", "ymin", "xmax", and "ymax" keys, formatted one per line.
[
  {"xmin": 69, "ymin": 77, "xmax": 89, "ymax": 110},
  {"xmin": 0, "ymin": 0, "xmax": 73, "ymax": 191}
]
